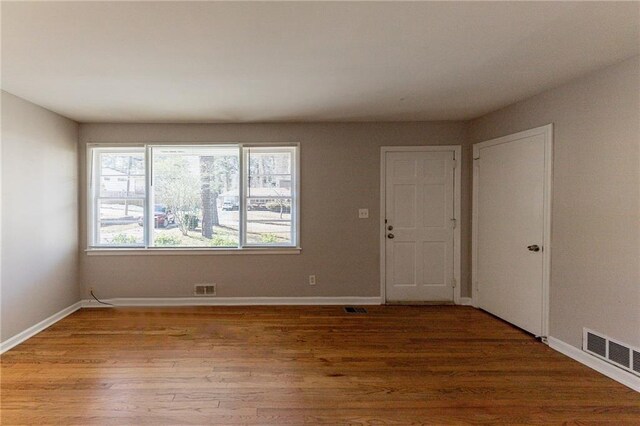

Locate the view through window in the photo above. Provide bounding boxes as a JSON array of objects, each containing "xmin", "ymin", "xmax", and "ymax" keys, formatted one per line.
[
  {"xmin": 89, "ymin": 144, "xmax": 298, "ymax": 249},
  {"xmin": 93, "ymin": 148, "xmax": 146, "ymax": 246},
  {"xmin": 245, "ymin": 147, "xmax": 294, "ymax": 245}
]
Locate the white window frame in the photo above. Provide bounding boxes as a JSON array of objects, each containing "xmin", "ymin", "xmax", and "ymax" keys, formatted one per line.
[
  {"xmin": 86, "ymin": 142, "xmax": 301, "ymax": 255},
  {"xmin": 88, "ymin": 145, "xmax": 147, "ymax": 248},
  {"xmin": 242, "ymin": 145, "xmax": 299, "ymax": 248}
]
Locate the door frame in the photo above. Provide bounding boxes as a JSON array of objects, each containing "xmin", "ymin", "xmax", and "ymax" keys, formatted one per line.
[
  {"xmin": 380, "ymin": 145, "xmax": 462, "ymax": 304},
  {"xmin": 472, "ymin": 124, "xmax": 553, "ymax": 338}
]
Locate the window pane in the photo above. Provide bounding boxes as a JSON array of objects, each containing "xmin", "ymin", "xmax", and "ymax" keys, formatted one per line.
[
  {"xmin": 99, "ymin": 176, "xmax": 145, "ymax": 198},
  {"xmin": 97, "ymin": 199, "xmax": 144, "ymax": 245},
  {"xmin": 100, "ymin": 152, "xmax": 145, "ymax": 174},
  {"xmin": 152, "ymin": 146, "xmax": 239, "ymax": 247},
  {"xmin": 245, "ymin": 147, "xmax": 295, "ymax": 246},
  {"xmin": 98, "ymin": 152, "xmax": 145, "ymax": 198},
  {"xmin": 247, "ymin": 148, "xmax": 293, "ymax": 197},
  {"xmin": 246, "ymin": 203, "xmax": 292, "ymax": 245}
]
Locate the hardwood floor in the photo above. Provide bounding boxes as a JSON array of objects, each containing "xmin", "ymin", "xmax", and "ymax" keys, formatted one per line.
[{"xmin": 1, "ymin": 306, "xmax": 639, "ymax": 425}]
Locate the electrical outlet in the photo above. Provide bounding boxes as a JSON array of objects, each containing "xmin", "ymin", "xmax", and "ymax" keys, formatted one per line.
[
  {"xmin": 308, "ymin": 275, "xmax": 316, "ymax": 286},
  {"xmin": 358, "ymin": 208, "xmax": 369, "ymax": 219}
]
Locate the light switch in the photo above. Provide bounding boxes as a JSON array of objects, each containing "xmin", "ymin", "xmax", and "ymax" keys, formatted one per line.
[{"xmin": 358, "ymin": 209, "xmax": 369, "ymax": 219}]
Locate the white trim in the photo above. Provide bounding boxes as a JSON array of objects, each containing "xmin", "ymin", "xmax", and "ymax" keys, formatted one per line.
[
  {"xmin": 241, "ymin": 144, "xmax": 300, "ymax": 249},
  {"xmin": 472, "ymin": 124, "xmax": 553, "ymax": 336},
  {"xmin": 459, "ymin": 297, "xmax": 474, "ymax": 306},
  {"xmin": 86, "ymin": 145, "xmax": 95, "ymax": 249},
  {"xmin": 471, "ymin": 150, "xmax": 479, "ymax": 308},
  {"xmin": 82, "ymin": 296, "xmax": 382, "ymax": 308},
  {"xmin": 146, "ymin": 144, "xmax": 154, "ymax": 248},
  {"xmin": 380, "ymin": 145, "xmax": 462, "ymax": 305},
  {"xmin": 86, "ymin": 142, "xmax": 300, "ymax": 251},
  {"xmin": 86, "ymin": 247, "xmax": 301, "ymax": 256},
  {"xmin": 542, "ymin": 126, "xmax": 553, "ymax": 337},
  {"xmin": 452, "ymin": 147, "xmax": 462, "ymax": 305},
  {"xmin": 548, "ymin": 336, "xmax": 640, "ymax": 393},
  {"xmin": 0, "ymin": 301, "xmax": 83, "ymax": 354}
]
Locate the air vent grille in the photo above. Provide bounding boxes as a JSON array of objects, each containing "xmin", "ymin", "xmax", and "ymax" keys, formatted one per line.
[
  {"xmin": 608, "ymin": 341, "xmax": 631, "ymax": 368},
  {"xmin": 344, "ymin": 306, "xmax": 367, "ymax": 314},
  {"xmin": 583, "ymin": 328, "xmax": 640, "ymax": 378},
  {"xmin": 633, "ymin": 351, "xmax": 640, "ymax": 374},
  {"xmin": 194, "ymin": 284, "xmax": 216, "ymax": 296},
  {"xmin": 586, "ymin": 333, "xmax": 606, "ymax": 357}
]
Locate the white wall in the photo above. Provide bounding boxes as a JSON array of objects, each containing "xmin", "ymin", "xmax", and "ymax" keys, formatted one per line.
[
  {"xmin": 468, "ymin": 56, "xmax": 640, "ymax": 348},
  {"xmin": 79, "ymin": 122, "xmax": 471, "ymax": 300},
  {"xmin": 1, "ymin": 91, "xmax": 79, "ymax": 342}
]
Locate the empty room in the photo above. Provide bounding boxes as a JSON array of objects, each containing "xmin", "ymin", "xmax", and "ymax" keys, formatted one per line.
[{"xmin": 1, "ymin": 1, "xmax": 639, "ymax": 424}]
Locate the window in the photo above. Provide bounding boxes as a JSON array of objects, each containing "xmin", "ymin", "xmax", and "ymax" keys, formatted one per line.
[
  {"xmin": 152, "ymin": 146, "xmax": 240, "ymax": 247},
  {"xmin": 90, "ymin": 148, "xmax": 146, "ymax": 246},
  {"xmin": 244, "ymin": 147, "xmax": 295, "ymax": 246},
  {"xmin": 88, "ymin": 144, "xmax": 299, "ymax": 250}
]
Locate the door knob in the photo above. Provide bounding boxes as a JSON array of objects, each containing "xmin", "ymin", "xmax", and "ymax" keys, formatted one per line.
[
  {"xmin": 387, "ymin": 234, "xmax": 395, "ymax": 239},
  {"xmin": 387, "ymin": 225, "xmax": 393, "ymax": 231},
  {"xmin": 527, "ymin": 244, "xmax": 541, "ymax": 252}
]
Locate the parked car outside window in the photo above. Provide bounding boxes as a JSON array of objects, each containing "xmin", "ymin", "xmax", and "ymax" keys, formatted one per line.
[{"xmin": 138, "ymin": 204, "xmax": 175, "ymax": 228}]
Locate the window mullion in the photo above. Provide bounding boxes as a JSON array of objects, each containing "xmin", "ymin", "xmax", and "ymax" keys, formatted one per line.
[
  {"xmin": 145, "ymin": 145, "xmax": 153, "ymax": 248},
  {"xmin": 239, "ymin": 145, "xmax": 247, "ymax": 248},
  {"xmin": 292, "ymin": 150, "xmax": 297, "ymax": 246},
  {"xmin": 93, "ymin": 152, "xmax": 101, "ymax": 246}
]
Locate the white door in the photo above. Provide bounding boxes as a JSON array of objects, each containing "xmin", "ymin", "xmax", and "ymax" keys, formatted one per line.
[
  {"xmin": 385, "ymin": 151, "xmax": 456, "ymax": 302},
  {"xmin": 473, "ymin": 125, "xmax": 551, "ymax": 337}
]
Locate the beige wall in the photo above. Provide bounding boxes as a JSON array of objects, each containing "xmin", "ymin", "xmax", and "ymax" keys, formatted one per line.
[
  {"xmin": 79, "ymin": 122, "xmax": 471, "ymax": 300},
  {"xmin": 468, "ymin": 56, "xmax": 640, "ymax": 348},
  {"xmin": 1, "ymin": 91, "xmax": 79, "ymax": 341}
]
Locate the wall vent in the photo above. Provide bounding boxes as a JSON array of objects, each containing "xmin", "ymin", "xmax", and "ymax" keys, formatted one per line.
[
  {"xmin": 586, "ymin": 332, "xmax": 606, "ymax": 357},
  {"xmin": 633, "ymin": 350, "xmax": 640, "ymax": 375},
  {"xmin": 608, "ymin": 341, "xmax": 631, "ymax": 368},
  {"xmin": 583, "ymin": 328, "xmax": 640, "ymax": 377},
  {"xmin": 194, "ymin": 284, "xmax": 216, "ymax": 296}
]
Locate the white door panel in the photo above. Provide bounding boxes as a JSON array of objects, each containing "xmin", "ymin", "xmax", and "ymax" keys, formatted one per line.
[
  {"xmin": 385, "ymin": 151, "xmax": 455, "ymax": 302},
  {"xmin": 474, "ymin": 127, "xmax": 551, "ymax": 336}
]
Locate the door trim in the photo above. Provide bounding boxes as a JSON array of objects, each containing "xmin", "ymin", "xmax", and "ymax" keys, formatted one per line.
[
  {"xmin": 380, "ymin": 145, "xmax": 462, "ymax": 304},
  {"xmin": 472, "ymin": 124, "xmax": 553, "ymax": 338}
]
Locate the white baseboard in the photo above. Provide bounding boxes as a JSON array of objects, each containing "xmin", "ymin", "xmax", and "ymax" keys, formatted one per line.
[
  {"xmin": 0, "ymin": 301, "xmax": 83, "ymax": 354},
  {"xmin": 459, "ymin": 297, "xmax": 474, "ymax": 306},
  {"xmin": 548, "ymin": 336, "xmax": 640, "ymax": 393},
  {"xmin": 82, "ymin": 296, "xmax": 383, "ymax": 308}
]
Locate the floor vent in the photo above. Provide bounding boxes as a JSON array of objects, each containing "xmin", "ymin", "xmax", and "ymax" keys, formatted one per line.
[
  {"xmin": 583, "ymin": 328, "xmax": 640, "ymax": 377},
  {"xmin": 344, "ymin": 306, "xmax": 367, "ymax": 314}
]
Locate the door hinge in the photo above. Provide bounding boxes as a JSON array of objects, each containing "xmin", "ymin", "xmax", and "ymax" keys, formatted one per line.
[
  {"xmin": 452, "ymin": 160, "xmax": 457, "ymax": 169},
  {"xmin": 450, "ymin": 218, "xmax": 457, "ymax": 229},
  {"xmin": 452, "ymin": 278, "xmax": 457, "ymax": 288}
]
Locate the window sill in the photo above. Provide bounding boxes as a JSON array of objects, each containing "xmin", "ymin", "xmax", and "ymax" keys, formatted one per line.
[{"xmin": 85, "ymin": 247, "xmax": 302, "ymax": 256}]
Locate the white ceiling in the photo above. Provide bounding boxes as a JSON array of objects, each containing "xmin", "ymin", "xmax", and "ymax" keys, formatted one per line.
[{"xmin": 2, "ymin": 1, "xmax": 638, "ymax": 123}]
